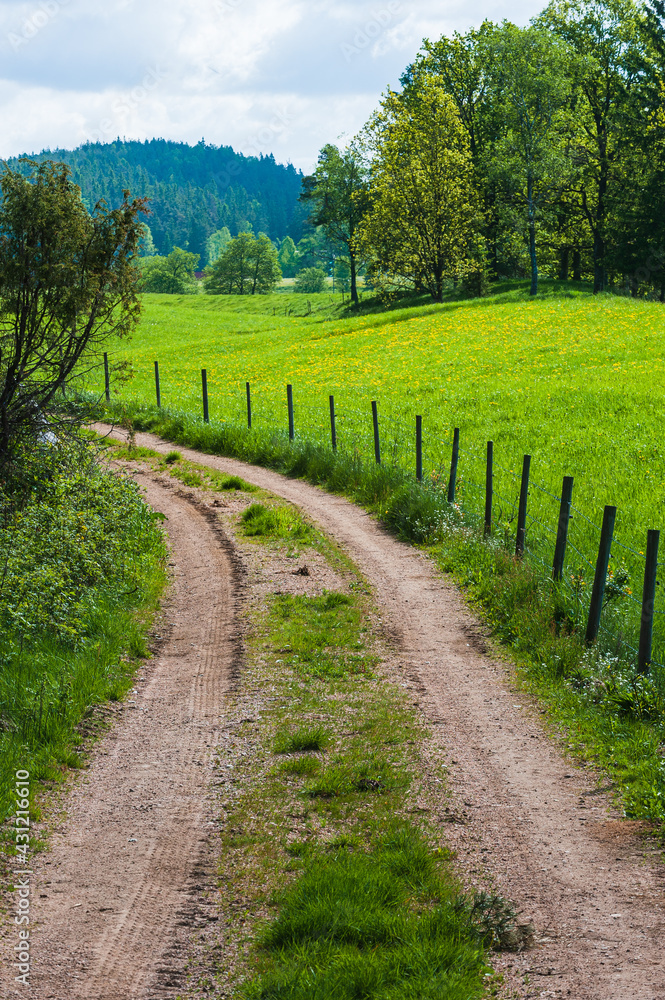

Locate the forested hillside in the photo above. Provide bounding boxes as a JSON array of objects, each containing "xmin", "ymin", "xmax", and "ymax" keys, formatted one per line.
[{"xmin": 7, "ymin": 139, "xmax": 306, "ymax": 259}]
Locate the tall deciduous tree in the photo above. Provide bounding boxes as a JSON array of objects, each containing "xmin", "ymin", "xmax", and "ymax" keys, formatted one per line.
[
  {"xmin": 537, "ymin": 0, "xmax": 647, "ymax": 292},
  {"xmin": 205, "ymin": 227, "xmax": 232, "ymax": 267},
  {"xmin": 277, "ymin": 235, "xmax": 298, "ymax": 277},
  {"xmin": 483, "ymin": 24, "xmax": 577, "ymax": 295},
  {"xmin": 358, "ymin": 81, "xmax": 481, "ymax": 302},
  {"xmin": 0, "ymin": 160, "xmax": 146, "ymax": 468},
  {"xmin": 204, "ymin": 232, "xmax": 281, "ymax": 295},
  {"xmin": 402, "ymin": 24, "xmax": 493, "ymax": 161},
  {"xmin": 300, "ymin": 144, "xmax": 369, "ymax": 304}
]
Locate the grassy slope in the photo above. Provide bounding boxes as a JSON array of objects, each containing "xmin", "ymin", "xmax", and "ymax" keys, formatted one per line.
[
  {"xmin": 97, "ymin": 284, "xmax": 665, "ymax": 827},
  {"xmin": 106, "ymin": 285, "xmax": 665, "ymax": 575}
]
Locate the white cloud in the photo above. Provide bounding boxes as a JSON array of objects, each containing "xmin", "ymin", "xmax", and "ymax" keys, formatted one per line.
[{"xmin": 0, "ymin": 0, "xmax": 546, "ymax": 171}]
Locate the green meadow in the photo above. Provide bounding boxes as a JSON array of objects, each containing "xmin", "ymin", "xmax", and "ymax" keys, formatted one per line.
[
  {"xmin": 98, "ymin": 283, "xmax": 665, "ymax": 824},
  {"xmin": 106, "ymin": 285, "xmax": 665, "ymax": 587}
]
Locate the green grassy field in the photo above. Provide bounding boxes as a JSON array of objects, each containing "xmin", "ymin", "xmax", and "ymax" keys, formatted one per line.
[
  {"xmin": 96, "ymin": 283, "xmax": 665, "ymax": 825},
  {"xmin": 105, "ymin": 284, "xmax": 665, "ymax": 602}
]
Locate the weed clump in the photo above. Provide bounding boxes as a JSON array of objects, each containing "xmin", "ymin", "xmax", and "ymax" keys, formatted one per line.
[
  {"xmin": 274, "ymin": 725, "xmax": 331, "ymax": 754},
  {"xmin": 220, "ymin": 474, "xmax": 246, "ymax": 490},
  {"xmin": 241, "ymin": 502, "xmax": 312, "ymax": 542}
]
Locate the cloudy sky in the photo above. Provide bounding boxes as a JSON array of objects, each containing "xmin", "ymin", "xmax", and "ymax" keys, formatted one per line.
[{"xmin": 0, "ymin": 0, "xmax": 545, "ymax": 172}]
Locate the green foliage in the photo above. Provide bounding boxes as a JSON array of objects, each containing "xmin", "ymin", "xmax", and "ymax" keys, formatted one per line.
[
  {"xmin": 140, "ymin": 246, "xmax": 200, "ymax": 294},
  {"xmin": 9, "ymin": 139, "xmax": 306, "ymax": 260},
  {"xmin": 138, "ymin": 223, "xmax": 158, "ymax": 256},
  {"xmin": 481, "ymin": 23, "xmax": 577, "ymax": 296},
  {"xmin": 205, "ymin": 232, "xmax": 281, "ymax": 295},
  {"xmin": 358, "ymin": 81, "xmax": 482, "ymax": 301},
  {"xmin": 241, "ymin": 829, "xmax": 488, "ymax": 1000},
  {"xmin": 205, "ymin": 226, "xmax": 232, "ymax": 266},
  {"xmin": 0, "ymin": 159, "xmax": 146, "ymax": 466},
  {"xmin": 278, "ymin": 235, "xmax": 298, "ymax": 277},
  {"xmin": 300, "ymin": 144, "xmax": 369, "ymax": 302},
  {"xmin": 404, "ymin": 0, "xmax": 663, "ymax": 294},
  {"xmin": 0, "ymin": 455, "xmax": 166, "ymax": 823},
  {"xmin": 293, "ymin": 267, "xmax": 326, "ymax": 293},
  {"xmin": 535, "ymin": 0, "xmax": 650, "ymax": 292}
]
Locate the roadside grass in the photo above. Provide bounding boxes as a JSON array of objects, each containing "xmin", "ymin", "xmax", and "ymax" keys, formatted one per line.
[
  {"xmin": 0, "ymin": 457, "xmax": 167, "ymax": 834},
  {"xmin": 431, "ymin": 525, "xmax": 665, "ymax": 827},
  {"xmin": 204, "ymin": 504, "xmax": 515, "ymax": 1000},
  {"xmin": 94, "ymin": 407, "xmax": 665, "ymax": 829}
]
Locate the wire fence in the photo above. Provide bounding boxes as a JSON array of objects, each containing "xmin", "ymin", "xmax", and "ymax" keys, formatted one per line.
[{"xmin": 108, "ymin": 355, "xmax": 664, "ymax": 673}]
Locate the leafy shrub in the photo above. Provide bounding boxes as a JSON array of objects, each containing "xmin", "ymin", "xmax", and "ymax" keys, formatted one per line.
[
  {"xmin": 294, "ymin": 268, "xmax": 326, "ymax": 293},
  {"xmin": 0, "ymin": 465, "xmax": 164, "ymax": 644}
]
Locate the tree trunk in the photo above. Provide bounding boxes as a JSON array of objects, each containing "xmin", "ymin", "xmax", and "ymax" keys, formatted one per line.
[
  {"xmin": 573, "ymin": 250, "xmax": 581, "ymax": 282},
  {"xmin": 528, "ymin": 179, "xmax": 538, "ymax": 297},
  {"xmin": 434, "ymin": 264, "xmax": 444, "ymax": 303},
  {"xmin": 559, "ymin": 248, "xmax": 569, "ymax": 281},
  {"xmin": 661, "ymin": 281, "xmax": 665, "ymax": 303},
  {"xmin": 593, "ymin": 151, "xmax": 608, "ymax": 294},
  {"xmin": 350, "ymin": 251, "xmax": 358, "ymax": 304}
]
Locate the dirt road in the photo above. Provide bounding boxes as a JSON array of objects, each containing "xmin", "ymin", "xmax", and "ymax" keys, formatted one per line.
[
  {"xmin": 4, "ymin": 424, "xmax": 665, "ymax": 998},
  {"xmin": 2, "ymin": 477, "xmax": 241, "ymax": 999}
]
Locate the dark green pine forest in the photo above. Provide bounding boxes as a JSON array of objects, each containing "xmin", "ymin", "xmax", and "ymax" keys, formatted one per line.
[{"xmin": 6, "ymin": 139, "xmax": 307, "ymax": 259}]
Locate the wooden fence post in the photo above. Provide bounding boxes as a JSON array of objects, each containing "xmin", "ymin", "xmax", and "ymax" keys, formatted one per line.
[
  {"xmin": 287, "ymin": 384, "xmax": 294, "ymax": 440},
  {"xmin": 329, "ymin": 395, "xmax": 337, "ymax": 453},
  {"xmin": 638, "ymin": 529, "xmax": 660, "ymax": 673},
  {"xmin": 484, "ymin": 441, "xmax": 493, "ymax": 537},
  {"xmin": 585, "ymin": 505, "xmax": 617, "ymax": 645},
  {"xmin": 246, "ymin": 382, "xmax": 252, "ymax": 429},
  {"xmin": 371, "ymin": 401, "xmax": 381, "ymax": 465},
  {"xmin": 416, "ymin": 415, "xmax": 422, "ymax": 482},
  {"xmin": 104, "ymin": 352, "xmax": 110, "ymax": 402},
  {"xmin": 447, "ymin": 427, "xmax": 460, "ymax": 503},
  {"xmin": 154, "ymin": 361, "xmax": 161, "ymax": 408},
  {"xmin": 515, "ymin": 454, "xmax": 531, "ymax": 558},
  {"xmin": 552, "ymin": 476, "xmax": 574, "ymax": 580},
  {"xmin": 201, "ymin": 369, "xmax": 209, "ymax": 423}
]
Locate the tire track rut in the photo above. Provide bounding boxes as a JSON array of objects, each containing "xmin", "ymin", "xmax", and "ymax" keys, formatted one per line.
[{"xmin": 3, "ymin": 477, "xmax": 241, "ymax": 1000}]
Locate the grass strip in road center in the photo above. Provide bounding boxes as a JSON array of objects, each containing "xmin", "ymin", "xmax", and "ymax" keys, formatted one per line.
[
  {"xmin": 93, "ymin": 438, "xmax": 533, "ymax": 998},
  {"xmin": 157, "ymin": 468, "xmax": 531, "ymax": 1000}
]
